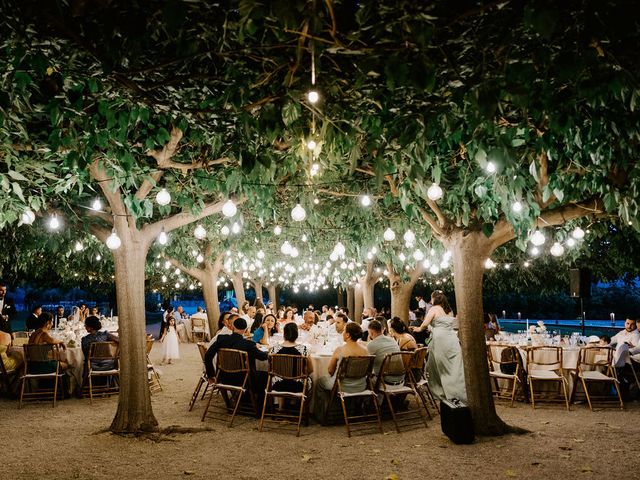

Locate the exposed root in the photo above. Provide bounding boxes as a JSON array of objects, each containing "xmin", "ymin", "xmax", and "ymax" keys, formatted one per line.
[
  {"xmin": 106, "ymin": 424, "xmax": 216, "ymax": 440},
  {"xmin": 479, "ymin": 419, "xmax": 530, "ymax": 437}
]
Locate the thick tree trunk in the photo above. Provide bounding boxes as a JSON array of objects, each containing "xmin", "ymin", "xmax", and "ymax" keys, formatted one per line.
[
  {"xmin": 267, "ymin": 284, "xmax": 278, "ymax": 311},
  {"xmin": 346, "ymin": 286, "xmax": 355, "ymax": 319},
  {"xmin": 337, "ymin": 285, "xmax": 344, "ymax": 309},
  {"xmin": 252, "ymin": 281, "xmax": 264, "ymax": 307},
  {"xmin": 201, "ymin": 274, "xmax": 220, "ymax": 335},
  {"xmin": 361, "ymin": 278, "xmax": 375, "ymax": 311},
  {"xmin": 230, "ymin": 271, "xmax": 246, "ymax": 309},
  {"xmin": 110, "ymin": 236, "xmax": 157, "ymax": 433},
  {"xmin": 390, "ymin": 283, "xmax": 412, "ymax": 325},
  {"xmin": 447, "ymin": 230, "xmax": 511, "ymax": 436},
  {"xmin": 354, "ymin": 285, "xmax": 364, "ymax": 324}
]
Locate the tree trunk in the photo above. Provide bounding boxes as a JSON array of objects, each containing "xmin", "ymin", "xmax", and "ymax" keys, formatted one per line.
[
  {"xmin": 267, "ymin": 284, "xmax": 278, "ymax": 311},
  {"xmin": 447, "ymin": 230, "xmax": 511, "ymax": 436},
  {"xmin": 230, "ymin": 271, "xmax": 246, "ymax": 309},
  {"xmin": 346, "ymin": 286, "xmax": 355, "ymax": 319},
  {"xmin": 390, "ymin": 283, "xmax": 413, "ymax": 325},
  {"xmin": 337, "ymin": 285, "xmax": 344, "ymax": 309},
  {"xmin": 354, "ymin": 285, "xmax": 364, "ymax": 324},
  {"xmin": 110, "ymin": 236, "xmax": 158, "ymax": 433},
  {"xmin": 361, "ymin": 277, "xmax": 375, "ymax": 311},
  {"xmin": 252, "ymin": 281, "xmax": 264, "ymax": 308},
  {"xmin": 202, "ymin": 274, "xmax": 220, "ymax": 335}
]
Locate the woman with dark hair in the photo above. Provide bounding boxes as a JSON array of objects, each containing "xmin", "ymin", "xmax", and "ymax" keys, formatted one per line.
[
  {"xmin": 81, "ymin": 315, "xmax": 119, "ymax": 371},
  {"xmin": 252, "ymin": 313, "xmax": 277, "ymax": 345},
  {"xmin": 410, "ymin": 290, "xmax": 466, "ymax": 401},
  {"xmin": 321, "ymin": 322, "xmax": 368, "ymax": 392},
  {"xmin": 28, "ymin": 312, "xmax": 69, "ymax": 372},
  {"xmin": 389, "ymin": 317, "xmax": 418, "ymax": 351},
  {"xmin": 270, "ymin": 323, "xmax": 313, "ymax": 392}
]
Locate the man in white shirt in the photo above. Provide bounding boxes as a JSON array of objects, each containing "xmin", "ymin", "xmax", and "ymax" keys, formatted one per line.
[
  {"xmin": 610, "ymin": 318, "xmax": 640, "ymax": 368},
  {"xmin": 320, "ymin": 305, "xmax": 329, "ymax": 321},
  {"xmin": 299, "ymin": 310, "xmax": 321, "ymax": 343},
  {"xmin": 208, "ymin": 312, "xmax": 237, "ymax": 347},
  {"xmin": 415, "ymin": 295, "xmax": 428, "ymax": 311}
]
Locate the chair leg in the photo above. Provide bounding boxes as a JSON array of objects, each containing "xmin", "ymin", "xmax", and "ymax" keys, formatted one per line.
[
  {"xmin": 259, "ymin": 389, "xmax": 270, "ymax": 432},
  {"xmin": 371, "ymin": 393, "xmax": 383, "ymax": 434},
  {"xmin": 296, "ymin": 396, "xmax": 305, "ymax": 437},
  {"xmin": 89, "ymin": 375, "xmax": 94, "ymax": 405},
  {"xmin": 228, "ymin": 390, "xmax": 245, "ymax": 427},
  {"xmin": 201, "ymin": 388, "xmax": 215, "ymax": 422},
  {"xmin": 415, "ymin": 386, "xmax": 433, "ymax": 420},
  {"xmin": 613, "ymin": 380, "xmax": 624, "ymax": 410},
  {"xmin": 385, "ymin": 392, "xmax": 401, "ymax": 434},
  {"xmin": 562, "ymin": 379, "xmax": 570, "ymax": 411},
  {"xmin": 189, "ymin": 377, "xmax": 204, "ymax": 412},
  {"xmin": 53, "ymin": 373, "xmax": 59, "ymax": 408},
  {"xmin": 509, "ymin": 378, "xmax": 518, "ymax": 407},
  {"xmin": 529, "ymin": 378, "xmax": 536, "ymax": 409},
  {"xmin": 339, "ymin": 396, "xmax": 352, "ymax": 437},
  {"xmin": 19, "ymin": 377, "xmax": 26, "ymax": 409}
]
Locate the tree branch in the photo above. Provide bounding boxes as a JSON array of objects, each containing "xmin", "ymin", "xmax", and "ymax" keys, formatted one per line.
[
  {"xmin": 88, "ymin": 157, "xmax": 132, "ymax": 230},
  {"xmin": 317, "ymin": 188, "xmax": 382, "ymax": 199},
  {"xmin": 167, "ymin": 258, "xmax": 205, "ymax": 283},
  {"xmin": 533, "ymin": 151, "xmax": 556, "ymax": 209},
  {"xmin": 426, "ymin": 197, "xmax": 449, "ymax": 228},
  {"xmin": 135, "ymin": 171, "xmax": 164, "ymax": 201},
  {"xmin": 416, "ymin": 205, "xmax": 444, "ymax": 237},
  {"xmin": 89, "ymin": 224, "xmax": 110, "ymax": 243}
]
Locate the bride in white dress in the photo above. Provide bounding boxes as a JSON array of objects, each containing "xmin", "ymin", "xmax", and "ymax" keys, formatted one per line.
[{"xmin": 160, "ymin": 316, "xmax": 181, "ymax": 364}]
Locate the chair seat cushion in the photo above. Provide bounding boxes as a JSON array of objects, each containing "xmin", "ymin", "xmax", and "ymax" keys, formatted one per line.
[
  {"xmin": 579, "ymin": 370, "xmax": 615, "ymax": 381},
  {"xmin": 490, "ymin": 371, "xmax": 518, "ymax": 380},
  {"xmin": 214, "ymin": 383, "xmax": 245, "ymax": 391},
  {"xmin": 530, "ymin": 370, "xmax": 562, "ymax": 380},
  {"xmin": 339, "ymin": 389, "xmax": 374, "ymax": 398},
  {"xmin": 21, "ymin": 373, "xmax": 61, "ymax": 379},
  {"xmin": 90, "ymin": 369, "xmax": 119, "ymax": 376},
  {"xmin": 381, "ymin": 385, "xmax": 414, "ymax": 395}
]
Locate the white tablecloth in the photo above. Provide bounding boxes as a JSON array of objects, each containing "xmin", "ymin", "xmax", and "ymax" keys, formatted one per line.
[{"xmin": 179, "ymin": 317, "xmax": 210, "ymax": 342}]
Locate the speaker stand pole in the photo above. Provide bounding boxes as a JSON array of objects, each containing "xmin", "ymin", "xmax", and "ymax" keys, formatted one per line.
[{"xmin": 580, "ymin": 297, "xmax": 585, "ymax": 335}]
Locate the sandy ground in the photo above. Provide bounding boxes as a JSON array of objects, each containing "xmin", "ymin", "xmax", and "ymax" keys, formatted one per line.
[{"xmin": 2, "ymin": 342, "xmax": 639, "ymax": 480}]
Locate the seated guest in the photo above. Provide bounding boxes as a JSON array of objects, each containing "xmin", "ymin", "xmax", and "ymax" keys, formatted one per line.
[
  {"xmin": 270, "ymin": 323, "xmax": 313, "ymax": 392},
  {"xmin": 28, "ymin": 313, "xmax": 68, "ymax": 372},
  {"xmin": 55, "ymin": 306, "xmax": 66, "ymax": 324},
  {"xmin": 410, "ymin": 310, "xmax": 429, "ymax": 345},
  {"xmin": 81, "ymin": 316, "xmax": 119, "ymax": 371},
  {"xmin": 252, "ymin": 313, "xmax": 277, "ymax": 345},
  {"xmin": 318, "ymin": 322, "xmax": 369, "ymax": 393},
  {"xmin": 0, "ymin": 329, "xmax": 23, "ymax": 371},
  {"xmin": 176, "ymin": 305, "xmax": 188, "ymax": 320},
  {"xmin": 366, "ymin": 319, "xmax": 401, "ymax": 382},
  {"xmin": 26, "ymin": 305, "xmax": 43, "ymax": 331},
  {"xmin": 334, "ymin": 313, "xmax": 350, "ymax": 335},
  {"xmin": 609, "ymin": 318, "xmax": 640, "ymax": 368},
  {"xmin": 204, "ymin": 317, "xmax": 268, "ymax": 395},
  {"xmin": 389, "ymin": 317, "xmax": 417, "ymax": 351},
  {"xmin": 208, "ymin": 311, "xmax": 236, "ymax": 346},
  {"xmin": 90, "ymin": 306, "xmax": 100, "ymax": 317},
  {"xmin": 299, "ymin": 310, "xmax": 321, "ymax": 343}
]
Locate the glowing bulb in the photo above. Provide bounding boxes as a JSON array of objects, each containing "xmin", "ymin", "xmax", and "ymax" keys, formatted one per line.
[
  {"xmin": 550, "ymin": 242, "xmax": 565, "ymax": 257},
  {"xmin": 523, "ymin": 261, "xmax": 530, "ymax": 267},
  {"xmin": 307, "ymin": 139, "xmax": 317, "ymax": 150},
  {"xmin": 422, "ymin": 259, "xmax": 431, "ymax": 269},
  {"xmin": 291, "ymin": 203, "xmax": 307, "ymax": 222},
  {"xmin": 48, "ymin": 215, "xmax": 60, "ymax": 230},
  {"xmin": 290, "ymin": 247, "xmax": 299, "ymax": 258},
  {"xmin": 334, "ymin": 241, "xmax": 346, "ymax": 257},
  {"xmin": 274, "ymin": 225, "xmax": 282, "ymax": 235},
  {"xmin": 158, "ymin": 229, "xmax": 168, "ymax": 245},
  {"xmin": 512, "ymin": 201, "xmax": 523, "ymax": 213},
  {"xmin": 281, "ymin": 241, "xmax": 292, "ymax": 255},
  {"xmin": 504, "ymin": 263, "xmax": 511, "ymax": 270},
  {"xmin": 196, "ymin": 254, "xmax": 204, "ymax": 263},
  {"xmin": 427, "ymin": 183, "xmax": 443, "ymax": 201},
  {"xmin": 484, "ymin": 258, "xmax": 496, "ymax": 269},
  {"xmin": 21, "ymin": 209, "xmax": 35, "ymax": 225},
  {"xmin": 530, "ymin": 230, "xmax": 546, "ymax": 246},
  {"xmin": 74, "ymin": 241, "xmax": 84, "ymax": 252},
  {"xmin": 383, "ymin": 228, "xmax": 396, "ymax": 242},
  {"xmin": 231, "ymin": 222, "xmax": 241, "ymax": 234},
  {"xmin": 91, "ymin": 198, "xmax": 102, "ymax": 211},
  {"xmin": 530, "ymin": 247, "xmax": 540, "ymax": 256},
  {"xmin": 95, "ymin": 254, "xmax": 102, "ymax": 261},
  {"xmin": 310, "ymin": 163, "xmax": 320, "ymax": 176},
  {"xmin": 361, "ymin": 195, "xmax": 372, "ymax": 207},
  {"xmin": 486, "ymin": 161, "xmax": 497, "ymax": 174},
  {"xmin": 301, "ymin": 234, "xmax": 308, "ymax": 242},
  {"xmin": 329, "ymin": 251, "xmax": 339, "ymax": 262},
  {"xmin": 193, "ymin": 224, "xmax": 207, "ymax": 240},
  {"xmin": 413, "ymin": 249, "xmax": 425, "ymax": 261},
  {"xmin": 403, "ymin": 230, "xmax": 415, "ymax": 245},
  {"xmin": 313, "ymin": 198, "xmax": 320, "ymax": 205},
  {"xmin": 222, "ymin": 199, "xmax": 237, "ymax": 217},
  {"xmin": 257, "ymin": 250, "xmax": 265, "ymax": 259},
  {"xmin": 429, "ymin": 265, "xmax": 440, "ymax": 275},
  {"xmin": 307, "ymin": 90, "xmax": 319, "ymax": 104},
  {"xmin": 220, "ymin": 225, "xmax": 230, "ymax": 236},
  {"xmin": 106, "ymin": 231, "xmax": 121, "ymax": 250},
  {"xmin": 155, "ymin": 188, "xmax": 171, "ymax": 206},
  {"xmin": 398, "ymin": 253, "xmax": 406, "ymax": 262},
  {"xmin": 571, "ymin": 227, "xmax": 585, "ymax": 240},
  {"xmin": 566, "ymin": 237, "xmax": 576, "ymax": 248}
]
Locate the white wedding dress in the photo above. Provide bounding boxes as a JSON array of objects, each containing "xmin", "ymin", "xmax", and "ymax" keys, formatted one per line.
[{"xmin": 161, "ymin": 326, "xmax": 180, "ymax": 361}]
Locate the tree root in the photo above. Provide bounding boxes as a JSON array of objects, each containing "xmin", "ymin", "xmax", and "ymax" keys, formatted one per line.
[
  {"xmin": 104, "ymin": 424, "xmax": 216, "ymax": 440},
  {"xmin": 478, "ymin": 419, "xmax": 530, "ymax": 437}
]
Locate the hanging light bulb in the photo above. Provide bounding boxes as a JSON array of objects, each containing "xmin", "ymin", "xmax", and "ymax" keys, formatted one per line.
[
  {"xmin": 313, "ymin": 198, "xmax": 320, "ymax": 205},
  {"xmin": 571, "ymin": 227, "xmax": 585, "ymax": 240},
  {"xmin": 484, "ymin": 258, "xmax": 496, "ymax": 269},
  {"xmin": 523, "ymin": 261, "xmax": 530, "ymax": 268},
  {"xmin": 422, "ymin": 259, "xmax": 431, "ymax": 269},
  {"xmin": 566, "ymin": 237, "xmax": 576, "ymax": 248},
  {"xmin": 530, "ymin": 246, "xmax": 540, "ymax": 256},
  {"xmin": 307, "ymin": 90, "xmax": 319, "ymax": 104},
  {"xmin": 530, "ymin": 230, "xmax": 546, "ymax": 246},
  {"xmin": 427, "ymin": 183, "xmax": 443, "ymax": 201},
  {"xmin": 383, "ymin": 228, "xmax": 396, "ymax": 242},
  {"xmin": 429, "ymin": 264, "xmax": 440, "ymax": 275},
  {"xmin": 257, "ymin": 250, "xmax": 265, "ymax": 259},
  {"xmin": 306, "ymin": 139, "xmax": 317, "ymax": 151},
  {"xmin": 222, "ymin": 199, "xmax": 237, "ymax": 217},
  {"xmin": 96, "ymin": 254, "xmax": 102, "ymax": 261},
  {"xmin": 398, "ymin": 252, "xmax": 406, "ymax": 262},
  {"xmin": 220, "ymin": 225, "xmax": 230, "ymax": 236},
  {"xmin": 291, "ymin": 203, "xmax": 307, "ymax": 222},
  {"xmin": 156, "ymin": 188, "xmax": 171, "ymax": 206},
  {"xmin": 329, "ymin": 251, "xmax": 339, "ymax": 262},
  {"xmin": 413, "ymin": 249, "xmax": 425, "ymax": 261},
  {"xmin": 74, "ymin": 241, "xmax": 84, "ymax": 252},
  {"xmin": 403, "ymin": 230, "xmax": 416, "ymax": 245},
  {"xmin": 158, "ymin": 228, "xmax": 168, "ymax": 245},
  {"xmin": 274, "ymin": 225, "xmax": 282, "ymax": 235},
  {"xmin": 290, "ymin": 247, "xmax": 299, "ymax": 258},
  {"xmin": 48, "ymin": 215, "xmax": 60, "ymax": 230},
  {"xmin": 196, "ymin": 254, "xmax": 204, "ymax": 263},
  {"xmin": 360, "ymin": 195, "xmax": 372, "ymax": 207},
  {"xmin": 21, "ymin": 209, "xmax": 35, "ymax": 225},
  {"xmin": 192, "ymin": 224, "xmax": 206, "ymax": 240},
  {"xmin": 91, "ymin": 198, "xmax": 102, "ymax": 211},
  {"xmin": 301, "ymin": 234, "xmax": 308, "ymax": 242},
  {"xmin": 281, "ymin": 241, "xmax": 293, "ymax": 255},
  {"xmin": 333, "ymin": 241, "xmax": 346, "ymax": 257},
  {"xmin": 486, "ymin": 161, "xmax": 497, "ymax": 174},
  {"xmin": 106, "ymin": 230, "xmax": 121, "ymax": 250},
  {"xmin": 231, "ymin": 222, "xmax": 241, "ymax": 234},
  {"xmin": 512, "ymin": 201, "xmax": 523, "ymax": 214},
  {"xmin": 550, "ymin": 242, "xmax": 565, "ymax": 257}
]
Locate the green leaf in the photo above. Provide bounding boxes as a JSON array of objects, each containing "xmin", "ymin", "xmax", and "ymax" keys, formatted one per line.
[
  {"xmin": 553, "ymin": 188, "xmax": 564, "ymax": 203},
  {"xmin": 281, "ymin": 101, "xmax": 300, "ymax": 126}
]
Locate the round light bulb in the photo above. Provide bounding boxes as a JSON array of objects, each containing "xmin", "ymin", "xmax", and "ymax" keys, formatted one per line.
[
  {"xmin": 74, "ymin": 241, "xmax": 84, "ymax": 252},
  {"xmin": 220, "ymin": 225, "xmax": 230, "ymax": 236},
  {"xmin": 281, "ymin": 241, "xmax": 292, "ymax": 255},
  {"xmin": 361, "ymin": 195, "xmax": 372, "ymax": 207},
  {"xmin": 329, "ymin": 251, "xmax": 339, "ymax": 262},
  {"xmin": 193, "ymin": 224, "xmax": 207, "ymax": 240},
  {"xmin": 403, "ymin": 229, "xmax": 416, "ymax": 244},
  {"xmin": 96, "ymin": 254, "xmax": 102, "ymax": 261},
  {"xmin": 383, "ymin": 228, "xmax": 396, "ymax": 242},
  {"xmin": 427, "ymin": 183, "xmax": 443, "ymax": 201},
  {"xmin": 274, "ymin": 225, "xmax": 282, "ymax": 235},
  {"xmin": 486, "ymin": 161, "xmax": 497, "ymax": 174},
  {"xmin": 222, "ymin": 199, "xmax": 237, "ymax": 217},
  {"xmin": 155, "ymin": 188, "xmax": 171, "ymax": 206},
  {"xmin": 158, "ymin": 229, "xmax": 168, "ymax": 245},
  {"xmin": 484, "ymin": 258, "xmax": 496, "ymax": 269},
  {"xmin": 566, "ymin": 237, "xmax": 576, "ymax": 248},
  {"xmin": 290, "ymin": 247, "xmax": 299, "ymax": 258},
  {"xmin": 571, "ymin": 227, "xmax": 585, "ymax": 240},
  {"xmin": 550, "ymin": 242, "xmax": 565, "ymax": 257},
  {"xmin": 530, "ymin": 246, "xmax": 540, "ymax": 256},
  {"xmin": 307, "ymin": 139, "xmax": 317, "ymax": 150},
  {"xmin": 231, "ymin": 222, "xmax": 241, "ymax": 234},
  {"xmin": 413, "ymin": 249, "xmax": 425, "ymax": 261},
  {"xmin": 429, "ymin": 265, "xmax": 440, "ymax": 275},
  {"xmin": 257, "ymin": 250, "xmax": 265, "ymax": 259},
  {"xmin": 196, "ymin": 254, "xmax": 204, "ymax": 263},
  {"xmin": 91, "ymin": 198, "xmax": 102, "ymax": 211},
  {"xmin": 49, "ymin": 215, "xmax": 60, "ymax": 230},
  {"xmin": 307, "ymin": 90, "xmax": 319, "ymax": 104},
  {"xmin": 530, "ymin": 230, "xmax": 546, "ymax": 246},
  {"xmin": 334, "ymin": 241, "xmax": 346, "ymax": 257},
  {"xmin": 291, "ymin": 203, "xmax": 307, "ymax": 222},
  {"xmin": 21, "ymin": 209, "xmax": 35, "ymax": 225},
  {"xmin": 106, "ymin": 231, "xmax": 121, "ymax": 250},
  {"xmin": 512, "ymin": 201, "xmax": 523, "ymax": 213},
  {"xmin": 523, "ymin": 261, "xmax": 530, "ymax": 268}
]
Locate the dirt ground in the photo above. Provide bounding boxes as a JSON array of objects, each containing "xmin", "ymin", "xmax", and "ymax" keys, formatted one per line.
[{"xmin": 2, "ymin": 342, "xmax": 639, "ymax": 480}]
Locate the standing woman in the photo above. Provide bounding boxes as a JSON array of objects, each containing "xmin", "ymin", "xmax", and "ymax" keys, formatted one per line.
[{"xmin": 410, "ymin": 291, "xmax": 466, "ymax": 402}]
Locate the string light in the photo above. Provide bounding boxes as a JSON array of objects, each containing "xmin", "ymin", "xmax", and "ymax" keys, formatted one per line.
[
  {"xmin": 96, "ymin": 254, "xmax": 102, "ymax": 261},
  {"xmin": 383, "ymin": 228, "xmax": 396, "ymax": 242},
  {"xmin": 156, "ymin": 188, "xmax": 171, "ymax": 206},
  {"xmin": 313, "ymin": 198, "xmax": 320, "ymax": 205},
  {"xmin": 291, "ymin": 203, "xmax": 307, "ymax": 222},
  {"xmin": 523, "ymin": 261, "xmax": 530, "ymax": 267},
  {"xmin": 301, "ymin": 234, "xmax": 308, "ymax": 242},
  {"xmin": 333, "ymin": 241, "xmax": 346, "ymax": 257},
  {"xmin": 220, "ymin": 225, "xmax": 230, "ymax": 236},
  {"xmin": 21, "ymin": 209, "xmax": 35, "ymax": 225},
  {"xmin": 91, "ymin": 198, "xmax": 102, "ymax": 211},
  {"xmin": 360, "ymin": 195, "xmax": 372, "ymax": 207},
  {"xmin": 274, "ymin": 225, "xmax": 282, "ymax": 235},
  {"xmin": 196, "ymin": 254, "xmax": 204, "ymax": 263},
  {"xmin": 403, "ymin": 230, "xmax": 416, "ymax": 245},
  {"xmin": 281, "ymin": 241, "xmax": 293, "ymax": 255},
  {"xmin": 257, "ymin": 250, "xmax": 265, "ymax": 259},
  {"xmin": 484, "ymin": 258, "xmax": 496, "ymax": 269},
  {"xmin": 106, "ymin": 230, "xmax": 122, "ymax": 250},
  {"xmin": 49, "ymin": 215, "xmax": 60, "ymax": 230},
  {"xmin": 307, "ymin": 90, "xmax": 319, "ymax": 104},
  {"xmin": 306, "ymin": 139, "xmax": 317, "ymax": 151},
  {"xmin": 427, "ymin": 183, "xmax": 443, "ymax": 201},
  {"xmin": 222, "ymin": 199, "xmax": 237, "ymax": 217},
  {"xmin": 512, "ymin": 201, "xmax": 523, "ymax": 214},
  {"xmin": 550, "ymin": 242, "xmax": 565, "ymax": 257},
  {"xmin": 486, "ymin": 161, "xmax": 497, "ymax": 174},
  {"xmin": 530, "ymin": 247, "xmax": 540, "ymax": 256},
  {"xmin": 566, "ymin": 237, "xmax": 576, "ymax": 248},
  {"xmin": 413, "ymin": 249, "xmax": 425, "ymax": 261},
  {"xmin": 74, "ymin": 241, "xmax": 84, "ymax": 252},
  {"xmin": 194, "ymin": 224, "xmax": 207, "ymax": 240},
  {"xmin": 231, "ymin": 222, "xmax": 241, "ymax": 234},
  {"xmin": 310, "ymin": 163, "xmax": 320, "ymax": 176},
  {"xmin": 571, "ymin": 227, "xmax": 585, "ymax": 240},
  {"xmin": 158, "ymin": 228, "xmax": 168, "ymax": 245},
  {"xmin": 530, "ymin": 230, "xmax": 546, "ymax": 246},
  {"xmin": 430, "ymin": 264, "xmax": 440, "ymax": 275}
]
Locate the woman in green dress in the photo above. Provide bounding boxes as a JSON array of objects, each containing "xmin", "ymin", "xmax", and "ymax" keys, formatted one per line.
[{"xmin": 410, "ymin": 291, "xmax": 467, "ymax": 402}]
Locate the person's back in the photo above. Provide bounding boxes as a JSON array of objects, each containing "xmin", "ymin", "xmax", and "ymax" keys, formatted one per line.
[{"xmin": 367, "ymin": 333, "xmax": 402, "ymax": 382}]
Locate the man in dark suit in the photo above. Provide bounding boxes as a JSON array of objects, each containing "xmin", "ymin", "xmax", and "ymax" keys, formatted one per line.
[
  {"xmin": 0, "ymin": 281, "xmax": 17, "ymax": 334},
  {"xmin": 26, "ymin": 305, "xmax": 43, "ymax": 331},
  {"xmin": 204, "ymin": 317, "xmax": 268, "ymax": 403}
]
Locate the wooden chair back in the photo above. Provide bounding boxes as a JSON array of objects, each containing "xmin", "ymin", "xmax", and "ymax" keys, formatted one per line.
[
  {"xmin": 22, "ymin": 344, "xmax": 60, "ymax": 373},
  {"xmin": 192, "ymin": 317, "xmax": 206, "ymax": 329},
  {"xmin": 268, "ymin": 354, "xmax": 309, "ymax": 381},
  {"xmin": 527, "ymin": 346, "xmax": 563, "ymax": 371},
  {"xmin": 12, "ymin": 331, "xmax": 30, "ymax": 346},
  {"xmin": 579, "ymin": 346, "xmax": 613, "ymax": 373},
  {"xmin": 380, "ymin": 351, "xmax": 411, "ymax": 379},
  {"xmin": 216, "ymin": 348, "xmax": 250, "ymax": 374},
  {"xmin": 145, "ymin": 339, "xmax": 154, "ymax": 355},
  {"xmin": 88, "ymin": 341, "xmax": 119, "ymax": 362},
  {"xmin": 196, "ymin": 342, "xmax": 208, "ymax": 361},
  {"xmin": 336, "ymin": 355, "xmax": 374, "ymax": 381}
]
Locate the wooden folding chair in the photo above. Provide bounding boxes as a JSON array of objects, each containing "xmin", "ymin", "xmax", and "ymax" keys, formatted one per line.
[
  {"xmin": 572, "ymin": 346, "xmax": 623, "ymax": 410},
  {"xmin": 201, "ymin": 348, "xmax": 256, "ymax": 427},
  {"xmin": 188, "ymin": 342, "xmax": 210, "ymax": 411},
  {"xmin": 325, "ymin": 355, "xmax": 382, "ymax": 437},
  {"xmin": 146, "ymin": 339, "xmax": 162, "ymax": 393},
  {"xmin": 191, "ymin": 317, "xmax": 208, "ymax": 342},
  {"xmin": 259, "ymin": 354, "xmax": 311, "ymax": 436},
  {"xmin": 19, "ymin": 344, "xmax": 64, "ymax": 408},
  {"xmin": 0, "ymin": 351, "xmax": 19, "ymax": 397},
  {"xmin": 487, "ymin": 345, "xmax": 526, "ymax": 407},
  {"xmin": 407, "ymin": 347, "xmax": 437, "ymax": 416},
  {"xmin": 376, "ymin": 351, "xmax": 429, "ymax": 433},
  {"xmin": 527, "ymin": 346, "xmax": 570, "ymax": 410},
  {"xmin": 86, "ymin": 341, "xmax": 119, "ymax": 404},
  {"xmin": 12, "ymin": 331, "xmax": 30, "ymax": 346}
]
